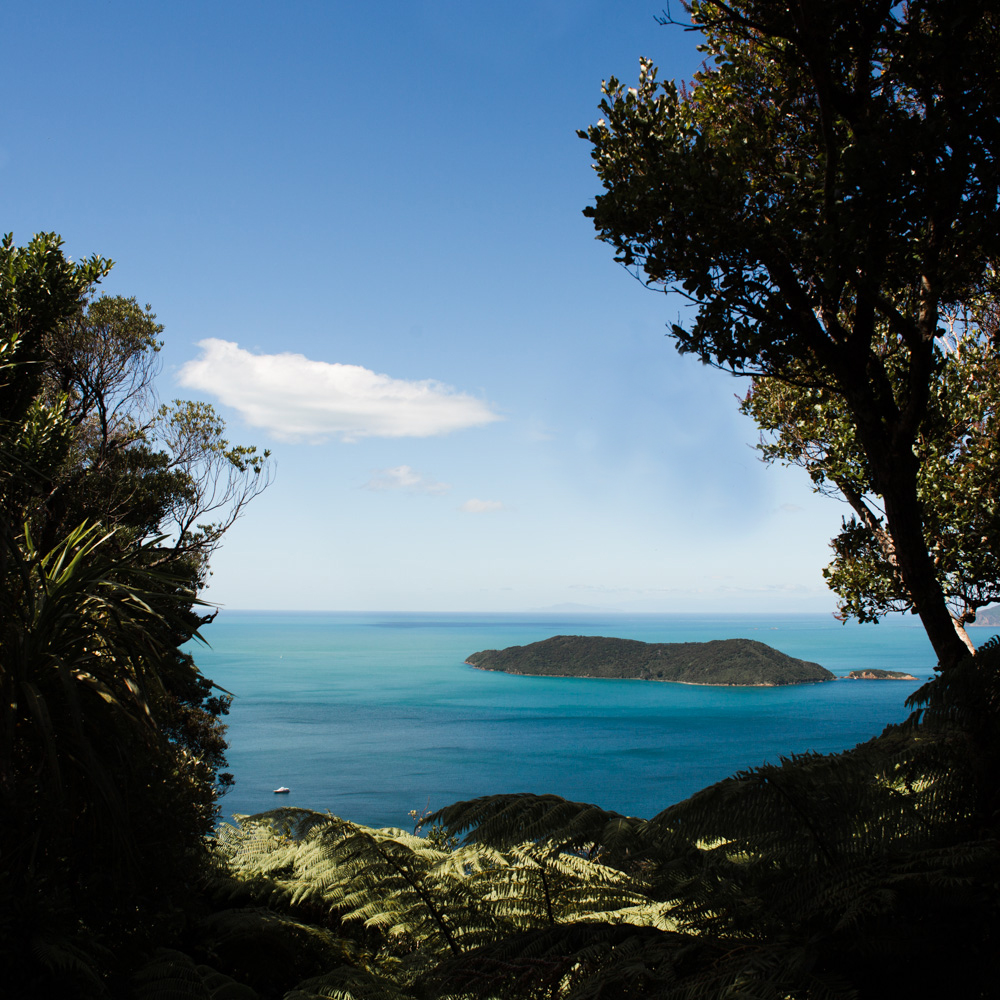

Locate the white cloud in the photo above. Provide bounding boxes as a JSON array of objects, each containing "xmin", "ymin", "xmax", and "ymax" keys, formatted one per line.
[
  {"xmin": 363, "ymin": 465, "xmax": 450, "ymax": 495},
  {"xmin": 460, "ymin": 498, "xmax": 506, "ymax": 513},
  {"xmin": 178, "ymin": 339, "xmax": 502, "ymax": 442}
]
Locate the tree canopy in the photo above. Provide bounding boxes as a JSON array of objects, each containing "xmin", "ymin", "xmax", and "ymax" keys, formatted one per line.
[
  {"xmin": 742, "ymin": 293, "xmax": 1000, "ymax": 653},
  {"xmin": 579, "ymin": 0, "xmax": 1000, "ymax": 668},
  {"xmin": 0, "ymin": 233, "xmax": 272, "ymax": 991}
]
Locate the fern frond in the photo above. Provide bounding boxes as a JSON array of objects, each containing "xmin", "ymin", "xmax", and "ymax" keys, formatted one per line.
[
  {"xmin": 216, "ymin": 811, "xmax": 497, "ymax": 959},
  {"xmin": 198, "ymin": 906, "xmax": 343, "ymax": 953},
  {"xmin": 428, "ymin": 793, "xmax": 647, "ymax": 860},
  {"xmin": 430, "ymin": 922, "xmax": 691, "ymax": 1000},
  {"xmin": 133, "ymin": 948, "xmax": 258, "ymax": 1000},
  {"xmin": 284, "ymin": 965, "xmax": 417, "ymax": 1000},
  {"xmin": 28, "ymin": 931, "xmax": 110, "ymax": 997}
]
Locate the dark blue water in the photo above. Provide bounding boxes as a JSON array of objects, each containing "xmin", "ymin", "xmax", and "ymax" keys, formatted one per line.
[{"xmin": 191, "ymin": 611, "xmax": 961, "ymax": 828}]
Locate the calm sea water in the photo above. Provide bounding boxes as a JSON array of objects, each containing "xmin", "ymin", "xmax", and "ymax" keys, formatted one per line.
[{"xmin": 191, "ymin": 611, "xmax": 980, "ymax": 829}]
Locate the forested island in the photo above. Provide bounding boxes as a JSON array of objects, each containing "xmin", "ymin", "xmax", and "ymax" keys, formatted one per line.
[{"xmin": 466, "ymin": 635, "xmax": 835, "ymax": 686}]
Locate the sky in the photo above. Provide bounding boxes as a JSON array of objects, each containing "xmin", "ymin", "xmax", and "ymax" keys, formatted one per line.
[{"xmin": 2, "ymin": 1, "xmax": 852, "ymax": 613}]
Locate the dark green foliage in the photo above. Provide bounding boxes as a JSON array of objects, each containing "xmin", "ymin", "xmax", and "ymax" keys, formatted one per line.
[
  {"xmin": 467, "ymin": 634, "xmax": 834, "ymax": 685},
  {"xmin": 133, "ymin": 949, "xmax": 260, "ymax": 1000},
  {"xmin": 0, "ymin": 234, "xmax": 270, "ymax": 996},
  {"xmin": 0, "ymin": 232, "xmax": 111, "ymax": 420},
  {"xmin": 430, "ymin": 793, "xmax": 646, "ymax": 856},
  {"xmin": 741, "ymin": 315, "xmax": 1000, "ymax": 651}
]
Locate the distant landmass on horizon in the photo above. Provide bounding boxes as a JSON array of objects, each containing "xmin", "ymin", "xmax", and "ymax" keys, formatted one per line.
[
  {"xmin": 465, "ymin": 635, "xmax": 835, "ymax": 687},
  {"xmin": 970, "ymin": 605, "xmax": 1000, "ymax": 628}
]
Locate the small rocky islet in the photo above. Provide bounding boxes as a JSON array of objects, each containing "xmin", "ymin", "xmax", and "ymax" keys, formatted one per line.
[
  {"xmin": 845, "ymin": 668, "xmax": 918, "ymax": 680},
  {"xmin": 465, "ymin": 635, "xmax": 836, "ymax": 686}
]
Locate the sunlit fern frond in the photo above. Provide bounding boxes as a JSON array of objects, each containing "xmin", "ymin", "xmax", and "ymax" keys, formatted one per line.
[
  {"xmin": 574, "ymin": 901, "xmax": 679, "ymax": 931},
  {"xmin": 324, "ymin": 825, "xmax": 467, "ymax": 952},
  {"xmin": 132, "ymin": 948, "xmax": 258, "ymax": 1000},
  {"xmin": 514, "ymin": 846, "xmax": 651, "ymax": 922},
  {"xmin": 453, "ymin": 841, "xmax": 651, "ymax": 936},
  {"xmin": 215, "ymin": 810, "xmax": 499, "ymax": 960},
  {"xmin": 212, "ymin": 817, "xmax": 305, "ymax": 910},
  {"xmin": 649, "ymin": 734, "xmax": 970, "ymax": 873},
  {"xmin": 428, "ymin": 793, "xmax": 654, "ymax": 866},
  {"xmin": 283, "ymin": 964, "xmax": 418, "ymax": 1000}
]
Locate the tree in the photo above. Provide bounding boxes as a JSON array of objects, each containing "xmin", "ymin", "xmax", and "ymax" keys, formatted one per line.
[
  {"xmin": 579, "ymin": 0, "xmax": 1000, "ymax": 668},
  {"xmin": 38, "ymin": 291, "xmax": 272, "ymax": 580},
  {"xmin": 0, "ymin": 233, "xmax": 272, "ymax": 989},
  {"xmin": 741, "ymin": 292, "xmax": 1000, "ymax": 653}
]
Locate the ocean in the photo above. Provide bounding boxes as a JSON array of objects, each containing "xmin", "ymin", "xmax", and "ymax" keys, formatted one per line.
[{"xmin": 192, "ymin": 610, "xmax": 972, "ymax": 830}]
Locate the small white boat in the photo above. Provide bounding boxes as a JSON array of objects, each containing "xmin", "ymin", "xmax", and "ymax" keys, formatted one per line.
[{"xmin": 273, "ymin": 786, "xmax": 291, "ymax": 794}]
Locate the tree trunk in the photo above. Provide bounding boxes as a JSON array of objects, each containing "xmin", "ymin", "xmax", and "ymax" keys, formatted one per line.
[
  {"xmin": 875, "ymin": 455, "xmax": 970, "ymax": 670},
  {"xmin": 953, "ymin": 618, "xmax": 977, "ymax": 656},
  {"xmin": 833, "ymin": 336, "xmax": 972, "ymax": 671}
]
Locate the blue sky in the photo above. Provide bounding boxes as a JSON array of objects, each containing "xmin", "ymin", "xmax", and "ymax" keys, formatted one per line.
[{"xmin": 3, "ymin": 1, "xmax": 849, "ymax": 612}]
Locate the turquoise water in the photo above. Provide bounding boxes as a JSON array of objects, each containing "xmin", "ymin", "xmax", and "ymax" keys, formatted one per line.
[{"xmin": 192, "ymin": 611, "xmax": 962, "ymax": 829}]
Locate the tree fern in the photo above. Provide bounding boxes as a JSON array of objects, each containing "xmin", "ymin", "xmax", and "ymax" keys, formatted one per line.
[
  {"xmin": 283, "ymin": 965, "xmax": 420, "ymax": 1000},
  {"xmin": 428, "ymin": 793, "xmax": 648, "ymax": 860},
  {"xmin": 132, "ymin": 949, "xmax": 259, "ymax": 1000},
  {"xmin": 25, "ymin": 928, "xmax": 111, "ymax": 999}
]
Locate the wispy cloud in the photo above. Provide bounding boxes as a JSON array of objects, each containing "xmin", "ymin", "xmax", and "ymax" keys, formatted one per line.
[
  {"xmin": 460, "ymin": 498, "xmax": 506, "ymax": 513},
  {"xmin": 178, "ymin": 339, "xmax": 502, "ymax": 442},
  {"xmin": 363, "ymin": 465, "xmax": 450, "ymax": 495},
  {"xmin": 525, "ymin": 419, "xmax": 556, "ymax": 442}
]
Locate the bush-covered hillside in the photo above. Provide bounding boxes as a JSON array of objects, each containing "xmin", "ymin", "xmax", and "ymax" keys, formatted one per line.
[{"xmin": 466, "ymin": 635, "xmax": 835, "ymax": 686}]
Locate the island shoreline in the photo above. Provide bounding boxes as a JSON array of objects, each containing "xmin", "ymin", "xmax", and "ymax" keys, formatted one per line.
[{"xmin": 465, "ymin": 662, "xmax": 832, "ymax": 687}]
